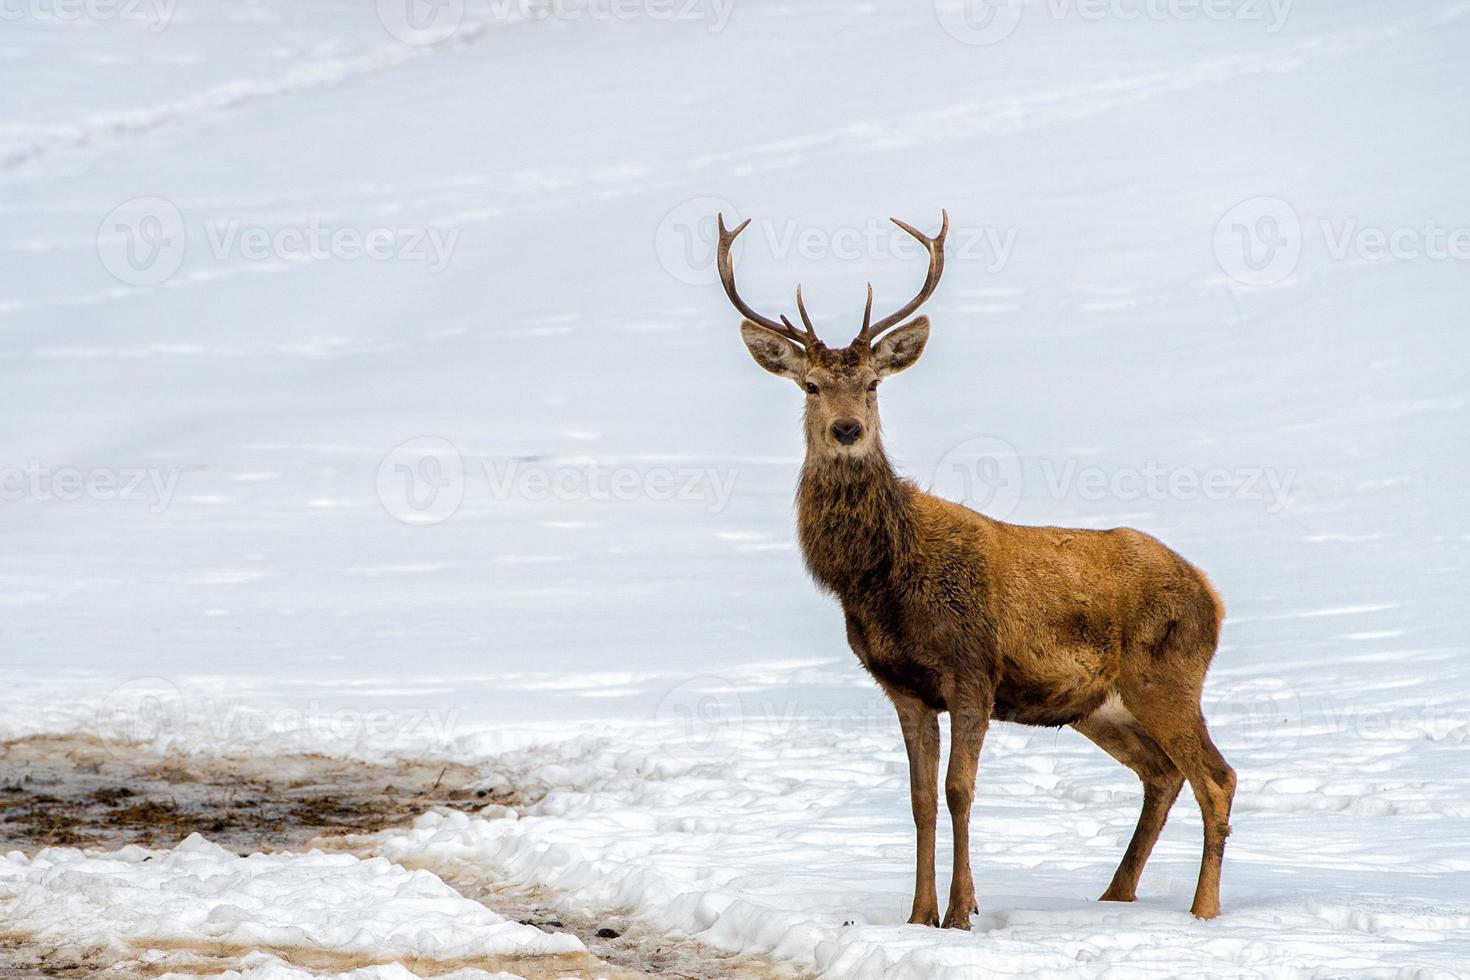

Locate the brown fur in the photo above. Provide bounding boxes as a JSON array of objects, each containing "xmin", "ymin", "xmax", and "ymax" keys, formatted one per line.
[{"xmin": 744, "ymin": 330, "xmax": 1236, "ymax": 927}]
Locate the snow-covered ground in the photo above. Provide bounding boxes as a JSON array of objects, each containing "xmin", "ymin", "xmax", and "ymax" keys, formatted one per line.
[
  {"xmin": 2, "ymin": 0, "xmax": 1468, "ymax": 976},
  {"xmin": 1, "ymin": 833, "xmax": 583, "ymax": 972}
]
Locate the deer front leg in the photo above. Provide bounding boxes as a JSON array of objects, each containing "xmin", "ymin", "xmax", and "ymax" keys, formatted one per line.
[
  {"xmin": 942, "ymin": 701, "xmax": 990, "ymax": 930},
  {"xmin": 892, "ymin": 693, "xmax": 940, "ymax": 927}
]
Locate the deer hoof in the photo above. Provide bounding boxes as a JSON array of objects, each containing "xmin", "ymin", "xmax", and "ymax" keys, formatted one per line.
[
  {"xmin": 1099, "ymin": 887, "xmax": 1136, "ymax": 903},
  {"xmin": 907, "ymin": 909, "xmax": 939, "ymax": 928},
  {"xmin": 941, "ymin": 910, "xmax": 973, "ymax": 931}
]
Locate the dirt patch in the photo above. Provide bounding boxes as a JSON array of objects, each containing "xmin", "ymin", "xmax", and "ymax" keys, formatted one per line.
[
  {"xmin": 0, "ymin": 733, "xmax": 503, "ymax": 853},
  {"xmin": 0, "ymin": 934, "xmax": 609, "ymax": 980},
  {"xmin": 0, "ymin": 733, "xmax": 803, "ymax": 979},
  {"xmin": 417, "ymin": 859, "xmax": 801, "ymax": 980}
]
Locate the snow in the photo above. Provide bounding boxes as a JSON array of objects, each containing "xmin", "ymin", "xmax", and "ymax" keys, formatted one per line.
[
  {"xmin": 0, "ymin": 833, "xmax": 580, "ymax": 970},
  {"xmin": 371, "ymin": 724, "xmax": 1470, "ymax": 977},
  {"xmin": 159, "ymin": 967, "xmax": 520, "ymax": 980},
  {"xmin": 2, "ymin": 0, "xmax": 1469, "ymax": 977}
]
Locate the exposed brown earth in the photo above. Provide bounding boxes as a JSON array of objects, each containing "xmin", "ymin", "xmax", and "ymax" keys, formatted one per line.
[{"xmin": 0, "ymin": 734, "xmax": 800, "ymax": 979}]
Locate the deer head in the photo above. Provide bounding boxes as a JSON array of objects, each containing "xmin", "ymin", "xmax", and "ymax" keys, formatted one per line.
[{"xmin": 719, "ymin": 211, "xmax": 947, "ymax": 458}]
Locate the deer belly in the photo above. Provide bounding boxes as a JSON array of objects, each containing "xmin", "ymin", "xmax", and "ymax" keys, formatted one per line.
[{"xmin": 991, "ymin": 669, "xmax": 1111, "ymax": 727}]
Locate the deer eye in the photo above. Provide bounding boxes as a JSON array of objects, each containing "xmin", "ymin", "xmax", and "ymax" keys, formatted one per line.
[
  {"xmin": 867, "ymin": 379, "xmax": 879, "ymax": 392},
  {"xmin": 805, "ymin": 382, "xmax": 819, "ymax": 395}
]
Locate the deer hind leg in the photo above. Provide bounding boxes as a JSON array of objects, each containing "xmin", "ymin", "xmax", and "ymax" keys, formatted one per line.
[
  {"xmin": 892, "ymin": 692, "xmax": 940, "ymax": 927},
  {"xmin": 1125, "ymin": 691, "xmax": 1236, "ymax": 919},
  {"xmin": 1073, "ymin": 713, "xmax": 1184, "ymax": 903},
  {"xmin": 942, "ymin": 696, "xmax": 990, "ymax": 930}
]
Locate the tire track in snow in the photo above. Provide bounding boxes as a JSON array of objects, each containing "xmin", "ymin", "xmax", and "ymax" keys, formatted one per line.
[
  {"xmin": 669, "ymin": 2, "xmax": 1470, "ymax": 183},
  {"xmin": 0, "ymin": 15, "xmax": 517, "ymax": 175},
  {"xmin": 5, "ymin": 5, "xmax": 1463, "ymax": 320}
]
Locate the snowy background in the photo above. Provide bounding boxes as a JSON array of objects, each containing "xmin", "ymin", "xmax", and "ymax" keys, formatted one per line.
[{"xmin": 2, "ymin": 0, "xmax": 1468, "ymax": 976}]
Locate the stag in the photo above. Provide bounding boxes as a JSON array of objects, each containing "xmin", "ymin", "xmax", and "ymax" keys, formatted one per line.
[{"xmin": 717, "ymin": 211, "xmax": 1235, "ymax": 927}]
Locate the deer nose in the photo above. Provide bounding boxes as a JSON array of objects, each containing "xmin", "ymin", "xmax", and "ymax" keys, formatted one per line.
[{"xmin": 831, "ymin": 419, "xmax": 864, "ymax": 445}]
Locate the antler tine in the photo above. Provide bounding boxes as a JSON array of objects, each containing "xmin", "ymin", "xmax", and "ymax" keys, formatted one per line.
[
  {"xmin": 854, "ymin": 209, "xmax": 949, "ymax": 346},
  {"xmin": 794, "ymin": 285, "xmax": 820, "ymax": 345},
  {"xmin": 716, "ymin": 214, "xmax": 812, "ymax": 346}
]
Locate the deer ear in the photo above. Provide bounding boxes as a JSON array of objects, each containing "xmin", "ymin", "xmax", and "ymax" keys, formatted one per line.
[
  {"xmin": 740, "ymin": 321, "xmax": 805, "ymax": 380},
  {"xmin": 872, "ymin": 316, "xmax": 929, "ymax": 376}
]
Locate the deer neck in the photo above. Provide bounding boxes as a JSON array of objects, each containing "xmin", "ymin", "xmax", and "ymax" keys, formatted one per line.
[{"xmin": 796, "ymin": 442, "xmax": 915, "ymax": 599}]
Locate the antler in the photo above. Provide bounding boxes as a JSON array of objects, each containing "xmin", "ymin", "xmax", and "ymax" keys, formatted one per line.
[
  {"xmin": 716, "ymin": 214, "xmax": 821, "ymax": 347},
  {"xmin": 853, "ymin": 209, "xmax": 948, "ymax": 346}
]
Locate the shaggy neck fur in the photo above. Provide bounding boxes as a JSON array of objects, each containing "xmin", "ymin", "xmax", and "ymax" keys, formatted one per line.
[{"xmin": 796, "ymin": 437, "xmax": 917, "ymax": 600}]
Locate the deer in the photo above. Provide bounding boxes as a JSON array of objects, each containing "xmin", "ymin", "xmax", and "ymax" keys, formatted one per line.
[{"xmin": 716, "ymin": 211, "xmax": 1236, "ymax": 928}]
